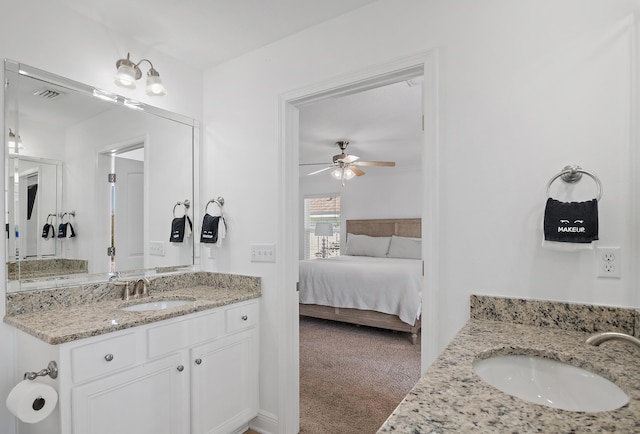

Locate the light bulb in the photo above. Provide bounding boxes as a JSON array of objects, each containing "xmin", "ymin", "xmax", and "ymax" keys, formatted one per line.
[
  {"xmin": 331, "ymin": 168, "xmax": 343, "ymax": 180},
  {"xmin": 114, "ymin": 64, "xmax": 136, "ymax": 89},
  {"xmin": 343, "ymin": 167, "xmax": 356, "ymax": 180},
  {"xmin": 146, "ymin": 69, "xmax": 166, "ymax": 96}
]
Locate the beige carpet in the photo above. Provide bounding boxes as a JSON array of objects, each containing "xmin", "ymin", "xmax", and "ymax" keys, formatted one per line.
[{"xmin": 299, "ymin": 317, "xmax": 421, "ymax": 434}]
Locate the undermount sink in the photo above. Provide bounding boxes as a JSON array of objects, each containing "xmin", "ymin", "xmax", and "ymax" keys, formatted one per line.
[
  {"xmin": 120, "ymin": 299, "xmax": 195, "ymax": 312},
  {"xmin": 473, "ymin": 355, "xmax": 628, "ymax": 412}
]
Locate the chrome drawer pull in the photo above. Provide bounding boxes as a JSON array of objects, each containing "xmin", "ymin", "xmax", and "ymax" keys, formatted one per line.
[
  {"xmin": 242, "ymin": 315, "xmax": 248, "ymax": 321},
  {"xmin": 195, "ymin": 358, "xmax": 202, "ymax": 365},
  {"xmin": 177, "ymin": 365, "xmax": 184, "ymax": 372},
  {"xmin": 104, "ymin": 354, "xmax": 114, "ymax": 362}
]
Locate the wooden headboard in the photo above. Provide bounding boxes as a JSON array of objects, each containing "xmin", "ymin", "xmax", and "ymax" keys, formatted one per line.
[{"xmin": 346, "ymin": 218, "xmax": 421, "ymax": 238}]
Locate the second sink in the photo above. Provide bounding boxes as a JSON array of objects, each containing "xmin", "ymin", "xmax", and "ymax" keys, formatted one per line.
[{"xmin": 473, "ymin": 354, "xmax": 628, "ymax": 412}]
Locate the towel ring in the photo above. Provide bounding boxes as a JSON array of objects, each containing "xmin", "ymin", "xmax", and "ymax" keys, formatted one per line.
[
  {"xmin": 545, "ymin": 165, "xmax": 602, "ymax": 201},
  {"xmin": 59, "ymin": 211, "xmax": 76, "ymax": 223},
  {"xmin": 173, "ymin": 200, "xmax": 191, "ymax": 218},
  {"xmin": 205, "ymin": 197, "xmax": 225, "ymax": 217}
]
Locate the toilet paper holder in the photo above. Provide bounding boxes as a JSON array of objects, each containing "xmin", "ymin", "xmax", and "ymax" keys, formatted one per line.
[{"xmin": 23, "ymin": 361, "xmax": 58, "ymax": 381}]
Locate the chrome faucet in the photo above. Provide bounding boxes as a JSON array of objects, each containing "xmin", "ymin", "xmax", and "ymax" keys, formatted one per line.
[
  {"xmin": 133, "ymin": 278, "xmax": 150, "ymax": 298},
  {"xmin": 115, "ymin": 281, "xmax": 131, "ymax": 301},
  {"xmin": 586, "ymin": 331, "xmax": 640, "ymax": 349}
]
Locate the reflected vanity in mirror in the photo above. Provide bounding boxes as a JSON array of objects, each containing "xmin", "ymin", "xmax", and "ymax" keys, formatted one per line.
[{"xmin": 5, "ymin": 60, "xmax": 199, "ymax": 292}]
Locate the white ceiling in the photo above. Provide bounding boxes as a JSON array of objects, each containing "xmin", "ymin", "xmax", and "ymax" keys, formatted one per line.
[
  {"xmin": 59, "ymin": 0, "xmax": 379, "ymax": 70},
  {"xmin": 299, "ymin": 79, "xmax": 424, "ymax": 176},
  {"xmin": 27, "ymin": 1, "xmax": 423, "ymax": 175}
]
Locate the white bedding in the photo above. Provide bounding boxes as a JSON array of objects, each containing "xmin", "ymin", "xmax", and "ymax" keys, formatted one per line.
[{"xmin": 298, "ymin": 255, "xmax": 422, "ymax": 325}]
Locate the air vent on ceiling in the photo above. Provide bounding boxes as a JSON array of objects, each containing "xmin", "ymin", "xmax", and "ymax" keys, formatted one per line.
[{"xmin": 33, "ymin": 88, "xmax": 65, "ymax": 100}]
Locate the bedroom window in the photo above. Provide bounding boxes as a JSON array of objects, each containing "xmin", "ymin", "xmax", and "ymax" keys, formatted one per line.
[{"xmin": 303, "ymin": 195, "xmax": 341, "ymax": 259}]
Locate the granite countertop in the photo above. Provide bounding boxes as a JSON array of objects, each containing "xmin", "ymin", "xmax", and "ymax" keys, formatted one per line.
[
  {"xmin": 4, "ymin": 273, "xmax": 261, "ymax": 345},
  {"xmin": 378, "ymin": 297, "xmax": 640, "ymax": 433}
]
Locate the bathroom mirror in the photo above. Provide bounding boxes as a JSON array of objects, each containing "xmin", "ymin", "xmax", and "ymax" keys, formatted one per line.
[{"xmin": 5, "ymin": 60, "xmax": 199, "ymax": 292}]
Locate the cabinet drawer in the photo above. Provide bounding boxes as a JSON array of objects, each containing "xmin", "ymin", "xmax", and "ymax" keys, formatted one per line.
[
  {"xmin": 226, "ymin": 302, "xmax": 258, "ymax": 333},
  {"xmin": 71, "ymin": 333, "xmax": 136, "ymax": 383},
  {"xmin": 147, "ymin": 310, "xmax": 224, "ymax": 358}
]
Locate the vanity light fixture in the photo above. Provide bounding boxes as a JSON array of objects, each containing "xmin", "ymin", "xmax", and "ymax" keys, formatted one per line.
[
  {"xmin": 114, "ymin": 52, "xmax": 167, "ymax": 96},
  {"xmin": 8, "ymin": 129, "xmax": 23, "ymax": 152}
]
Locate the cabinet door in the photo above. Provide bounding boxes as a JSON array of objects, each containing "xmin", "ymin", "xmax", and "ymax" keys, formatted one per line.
[
  {"xmin": 191, "ymin": 330, "xmax": 258, "ymax": 434},
  {"xmin": 72, "ymin": 353, "xmax": 189, "ymax": 434}
]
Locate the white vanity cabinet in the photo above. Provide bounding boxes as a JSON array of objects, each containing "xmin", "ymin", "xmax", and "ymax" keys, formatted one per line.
[
  {"xmin": 191, "ymin": 302, "xmax": 259, "ymax": 434},
  {"xmin": 71, "ymin": 352, "xmax": 189, "ymax": 434},
  {"xmin": 13, "ymin": 299, "xmax": 259, "ymax": 434}
]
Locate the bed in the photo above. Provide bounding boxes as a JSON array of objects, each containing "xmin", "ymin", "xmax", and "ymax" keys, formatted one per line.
[{"xmin": 299, "ymin": 218, "xmax": 422, "ymax": 344}]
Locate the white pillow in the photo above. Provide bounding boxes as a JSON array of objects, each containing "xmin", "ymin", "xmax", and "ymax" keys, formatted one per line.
[
  {"xmin": 345, "ymin": 233, "xmax": 391, "ymax": 257},
  {"xmin": 387, "ymin": 235, "xmax": 421, "ymax": 259}
]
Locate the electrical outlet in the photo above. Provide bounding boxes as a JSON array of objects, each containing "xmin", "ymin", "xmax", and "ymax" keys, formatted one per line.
[
  {"xmin": 596, "ymin": 247, "xmax": 621, "ymax": 278},
  {"xmin": 149, "ymin": 241, "xmax": 165, "ymax": 256},
  {"xmin": 251, "ymin": 243, "xmax": 276, "ymax": 262}
]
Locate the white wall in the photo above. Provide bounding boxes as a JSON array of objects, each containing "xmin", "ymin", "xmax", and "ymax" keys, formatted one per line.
[
  {"xmin": 202, "ymin": 0, "xmax": 640, "ymax": 428},
  {"xmin": 0, "ymin": 2, "xmax": 202, "ymax": 432}
]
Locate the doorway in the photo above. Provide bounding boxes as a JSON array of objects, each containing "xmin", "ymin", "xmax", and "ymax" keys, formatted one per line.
[
  {"xmin": 98, "ymin": 142, "xmax": 145, "ymax": 273},
  {"xmin": 277, "ymin": 49, "xmax": 439, "ymax": 433},
  {"xmin": 297, "ymin": 77, "xmax": 423, "ymax": 432}
]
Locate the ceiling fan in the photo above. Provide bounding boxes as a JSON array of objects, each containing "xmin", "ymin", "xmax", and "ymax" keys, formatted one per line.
[{"xmin": 302, "ymin": 140, "xmax": 395, "ymax": 184}]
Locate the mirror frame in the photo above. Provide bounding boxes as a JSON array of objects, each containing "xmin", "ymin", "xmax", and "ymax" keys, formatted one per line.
[{"xmin": 5, "ymin": 59, "xmax": 201, "ymax": 291}]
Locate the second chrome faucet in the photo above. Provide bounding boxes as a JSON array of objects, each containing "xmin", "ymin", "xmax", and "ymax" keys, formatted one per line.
[{"xmin": 586, "ymin": 331, "xmax": 640, "ymax": 349}]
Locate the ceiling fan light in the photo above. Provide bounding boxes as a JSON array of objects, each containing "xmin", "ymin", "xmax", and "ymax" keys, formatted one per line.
[
  {"xmin": 343, "ymin": 167, "xmax": 356, "ymax": 180},
  {"xmin": 331, "ymin": 168, "xmax": 343, "ymax": 180}
]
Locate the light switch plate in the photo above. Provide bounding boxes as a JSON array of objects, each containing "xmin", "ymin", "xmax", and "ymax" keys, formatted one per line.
[
  {"xmin": 150, "ymin": 241, "xmax": 165, "ymax": 256},
  {"xmin": 251, "ymin": 243, "xmax": 276, "ymax": 262}
]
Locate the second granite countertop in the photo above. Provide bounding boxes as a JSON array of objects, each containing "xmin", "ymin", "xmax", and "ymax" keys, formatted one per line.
[{"xmin": 378, "ymin": 297, "xmax": 640, "ymax": 433}]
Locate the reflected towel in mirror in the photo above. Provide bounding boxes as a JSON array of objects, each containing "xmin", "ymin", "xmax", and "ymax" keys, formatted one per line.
[
  {"xmin": 57, "ymin": 222, "xmax": 76, "ymax": 238},
  {"xmin": 170, "ymin": 216, "xmax": 192, "ymax": 243},
  {"xmin": 41, "ymin": 223, "xmax": 55, "ymax": 239}
]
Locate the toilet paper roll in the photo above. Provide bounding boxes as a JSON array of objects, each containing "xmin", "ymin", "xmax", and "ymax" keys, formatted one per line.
[{"xmin": 6, "ymin": 380, "xmax": 58, "ymax": 423}]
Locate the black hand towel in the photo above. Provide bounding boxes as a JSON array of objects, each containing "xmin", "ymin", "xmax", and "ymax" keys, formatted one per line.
[
  {"xmin": 170, "ymin": 216, "xmax": 192, "ymax": 243},
  {"xmin": 57, "ymin": 222, "xmax": 67, "ymax": 238},
  {"xmin": 543, "ymin": 198, "xmax": 598, "ymax": 243},
  {"xmin": 200, "ymin": 214, "xmax": 221, "ymax": 244},
  {"xmin": 58, "ymin": 222, "xmax": 76, "ymax": 238},
  {"xmin": 41, "ymin": 223, "xmax": 55, "ymax": 239}
]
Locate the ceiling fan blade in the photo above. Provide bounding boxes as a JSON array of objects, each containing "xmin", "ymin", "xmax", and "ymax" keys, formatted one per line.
[
  {"xmin": 341, "ymin": 154, "xmax": 360, "ymax": 164},
  {"xmin": 350, "ymin": 166, "xmax": 365, "ymax": 176},
  {"xmin": 355, "ymin": 161, "xmax": 396, "ymax": 167},
  {"xmin": 307, "ymin": 166, "xmax": 334, "ymax": 176},
  {"xmin": 300, "ymin": 162, "xmax": 330, "ymax": 166}
]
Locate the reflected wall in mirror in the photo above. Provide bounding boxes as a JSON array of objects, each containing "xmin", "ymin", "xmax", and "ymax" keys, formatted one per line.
[{"xmin": 5, "ymin": 60, "xmax": 199, "ymax": 292}]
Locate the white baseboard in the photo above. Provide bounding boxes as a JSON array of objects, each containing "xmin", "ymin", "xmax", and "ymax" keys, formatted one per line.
[{"xmin": 249, "ymin": 409, "xmax": 278, "ymax": 434}]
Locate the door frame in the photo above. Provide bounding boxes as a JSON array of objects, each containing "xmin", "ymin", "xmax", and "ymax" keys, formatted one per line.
[
  {"xmin": 96, "ymin": 136, "xmax": 148, "ymax": 274},
  {"xmin": 276, "ymin": 49, "xmax": 440, "ymax": 433}
]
